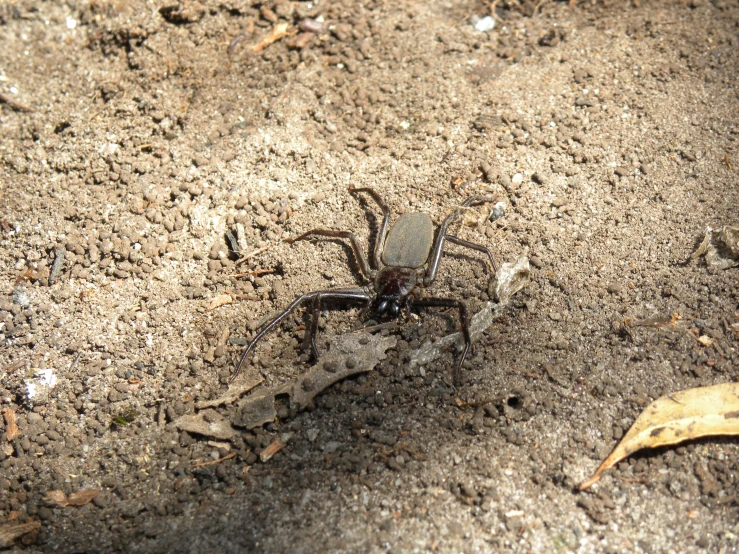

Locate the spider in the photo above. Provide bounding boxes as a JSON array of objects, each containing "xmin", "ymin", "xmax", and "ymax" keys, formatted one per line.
[{"xmin": 233, "ymin": 186, "xmax": 497, "ymax": 384}]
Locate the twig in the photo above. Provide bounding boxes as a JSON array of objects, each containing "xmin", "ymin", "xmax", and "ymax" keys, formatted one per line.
[
  {"xmin": 487, "ymin": 0, "xmax": 502, "ymax": 23},
  {"xmin": 230, "ymin": 268, "xmax": 276, "ymax": 278},
  {"xmin": 235, "ymin": 244, "xmax": 275, "ymax": 265},
  {"xmin": 191, "ymin": 452, "xmax": 236, "ymax": 468},
  {"xmin": 0, "ymin": 91, "xmax": 33, "ymax": 112},
  {"xmin": 69, "ymin": 352, "xmax": 82, "ymax": 372}
]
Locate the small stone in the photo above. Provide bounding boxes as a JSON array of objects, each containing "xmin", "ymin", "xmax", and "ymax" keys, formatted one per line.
[
  {"xmin": 606, "ymin": 283, "xmax": 622, "ymax": 294},
  {"xmin": 489, "ymin": 203, "xmax": 505, "ymax": 222},
  {"xmin": 473, "ymin": 15, "xmax": 495, "ymax": 33},
  {"xmin": 506, "ymin": 514, "xmax": 524, "ymax": 532},
  {"xmin": 511, "ymin": 173, "xmax": 523, "ymax": 185}
]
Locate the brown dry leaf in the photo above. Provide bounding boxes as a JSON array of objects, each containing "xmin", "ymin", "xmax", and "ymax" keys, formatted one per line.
[
  {"xmin": 45, "ymin": 490, "xmax": 67, "ymax": 505},
  {"xmin": 252, "ymin": 22, "xmax": 290, "ymax": 52},
  {"xmin": 66, "ymin": 489, "xmax": 100, "ymax": 506},
  {"xmin": 206, "ymin": 293, "xmax": 233, "ymax": 311},
  {"xmin": 0, "ymin": 520, "xmax": 41, "ymax": 548},
  {"xmin": 2, "ymin": 407, "xmax": 20, "ymax": 441},
  {"xmin": 579, "ymin": 382, "xmax": 739, "ymax": 490},
  {"xmin": 45, "ymin": 488, "xmax": 99, "ymax": 507}
]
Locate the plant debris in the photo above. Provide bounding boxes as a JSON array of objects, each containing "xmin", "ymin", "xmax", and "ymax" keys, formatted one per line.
[
  {"xmin": 410, "ymin": 255, "xmax": 530, "ymax": 370},
  {"xmin": 251, "ymin": 22, "xmax": 291, "ymax": 52},
  {"xmin": 206, "ymin": 293, "xmax": 233, "ymax": 311},
  {"xmin": 175, "ymin": 409, "xmax": 238, "ymax": 440},
  {"xmin": 191, "ymin": 452, "xmax": 236, "ymax": 468},
  {"xmin": 232, "ymin": 333, "xmax": 397, "ymax": 429},
  {"xmin": 2, "ymin": 407, "xmax": 20, "ymax": 441},
  {"xmin": 45, "ymin": 489, "xmax": 100, "ymax": 507},
  {"xmin": 0, "ymin": 520, "xmax": 41, "ymax": 548},
  {"xmin": 195, "ymin": 367, "xmax": 264, "ymax": 409},
  {"xmin": 691, "ymin": 225, "xmax": 739, "ymax": 270},
  {"xmin": 579, "ymin": 382, "xmax": 739, "ymax": 490},
  {"xmin": 259, "ymin": 435, "xmax": 286, "ymax": 462}
]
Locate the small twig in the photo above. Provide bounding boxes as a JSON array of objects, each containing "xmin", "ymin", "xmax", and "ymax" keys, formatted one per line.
[
  {"xmin": 487, "ymin": 0, "xmax": 502, "ymax": 23},
  {"xmin": 69, "ymin": 352, "xmax": 82, "ymax": 372},
  {"xmin": 235, "ymin": 244, "xmax": 275, "ymax": 265},
  {"xmin": 0, "ymin": 91, "xmax": 33, "ymax": 112},
  {"xmin": 230, "ymin": 268, "xmax": 276, "ymax": 278},
  {"xmin": 191, "ymin": 452, "xmax": 236, "ymax": 468}
]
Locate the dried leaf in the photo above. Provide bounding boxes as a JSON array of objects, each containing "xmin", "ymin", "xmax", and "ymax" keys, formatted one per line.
[
  {"xmin": 207, "ymin": 293, "xmax": 233, "ymax": 311},
  {"xmin": 195, "ymin": 369, "xmax": 264, "ymax": 409},
  {"xmin": 579, "ymin": 382, "xmax": 739, "ymax": 490},
  {"xmin": 175, "ymin": 410, "xmax": 237, "ymax": 440},
  {"xmin": 2, "ymin": 407, "xmax": 20, "ymax": 441},
  {"xmin": 0, "ymin": 520, "xmax": 41, "ymax": 548},
  {"xmin": 66, "ymin": 489, "xmax": 100, "ymax": 506},
  {"xmin": 233, "ymin": 333, "xmax": 396, "ymax": 429},
  {"xmin": 45, "ymin": 488, "xmax": 99, "ymax": 507}
]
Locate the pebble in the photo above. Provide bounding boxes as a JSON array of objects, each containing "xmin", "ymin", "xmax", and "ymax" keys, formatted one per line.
[
  {"xmin": 300, "ymin": 18, "xmax": 323, "ymax": 33},
  {"xmin": 312, "ymin": 192, "xmax": 326, "ymax": 203},
  {"xmin": 12, "ymin": 288, "xmax": 30, "ymax": 308},
  {"xmin": 511, "ymin": 173, "xmax": 523, "ymax": 185},
  {"xmin": 473, "ymin": 15, "xmax": 495, "ymax": 33},
  {"xmin": 489, "ymin": 203, "xmax": 505, "ymax": 222},
  {"xmin": 606, "ymin": 283, "xmax": 622, "ymax": 294}
]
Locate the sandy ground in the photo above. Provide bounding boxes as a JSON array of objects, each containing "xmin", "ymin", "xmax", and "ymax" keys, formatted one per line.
[{"xmin": 1, "ymin": 0, "xmax": 739, "ymax": 552}]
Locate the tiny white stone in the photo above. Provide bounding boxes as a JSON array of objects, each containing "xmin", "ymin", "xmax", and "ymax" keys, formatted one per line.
[
  {"xmin": 474, "ymin": 16, "xmax": 495, "ymax": 33},
  {"xmin": 512, "ymin": 173, "xmax": 523, "ymax": 184},
  {"xmin": 66, "ymin": 16, "xmax": 77, "ymax": 29}
]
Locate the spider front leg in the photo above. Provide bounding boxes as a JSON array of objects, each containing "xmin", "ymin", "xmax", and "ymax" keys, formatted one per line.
[
  {"xmin": 288, "ymin": 229, "xmax": 373, "ymax": 280},
  {"xmin": 424, "ymin": 195, "xmax": 497, "ymax": 285},
  {"xmin": 233, "ymin": 289, "xmax": 371, "ymax": 381},
  {"xmin": 444, "ymin": 235, "xmax": 498, "ymax": 274},
  {"xmin": 411, "ymin": 297, "xmax": 471, "ymax": 385}
]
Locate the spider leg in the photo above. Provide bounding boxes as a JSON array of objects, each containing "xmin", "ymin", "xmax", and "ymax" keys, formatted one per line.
[
  {"xmin": 424, "ymin": 196, "xmax": 496, "ymax": 285},
  {"xmin": 288, "ymin": 229, "xmax": 373, "ymax": 280},
  {"xmin": 411, "ymin": 297, "xmax": 470, "ymax": 385},
  {"xmin": 444, "ymin": 235, "xmax": 498, "ymax": 274},
  {"xmin": 305, "ymin": 294, "xmax": 321, "ymax": 360},
  {"xmin": 233, "ymin": 288, "xmax": 371, "ymax": 381},
  {"xmin": 348, "ymin": 186, "xmax": 391, "ymax": 269}
]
